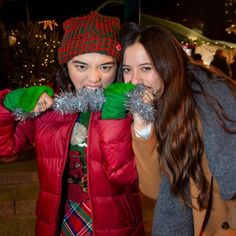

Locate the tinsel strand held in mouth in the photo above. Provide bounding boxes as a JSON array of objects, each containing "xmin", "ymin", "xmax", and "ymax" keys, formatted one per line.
[
  {"xmin": 13, "ymin": 84, "xmax": 156, "ymax": 124},
  {"xmin": 53, "ymin": 88, "xmax": 105, "ymax": 114},
  {"xmin": 13, "ymin": 88, "xmax": 105, "ymax": 121}
]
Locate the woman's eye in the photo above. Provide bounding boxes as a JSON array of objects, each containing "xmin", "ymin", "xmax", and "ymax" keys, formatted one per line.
[
  {"xmin": 122, "ymin": 67, "xmax": 131, "ymax": 74},
  {"xmin": 100, "ymin": 65, "xmax": 113, "ymax": 72},
  {"xmin": 141, "ymin": 66, "xmax": 152, "ymax": 72},
  {"xmin": 75, "ymin": 64, "xmax": 87, "ymax": 71}
]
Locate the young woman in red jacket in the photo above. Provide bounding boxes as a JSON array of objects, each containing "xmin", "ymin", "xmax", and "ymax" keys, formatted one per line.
[{"xmin": 0, "ymin": 12, "xmax": 144, "ymax": 236}]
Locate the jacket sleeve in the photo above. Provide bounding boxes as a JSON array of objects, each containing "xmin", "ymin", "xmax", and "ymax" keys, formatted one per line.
[
  {"xmin": 0, "ymin": 89, "xmax": 35, "ymax": 158},
  {"xmin": 132, "ymin": 125, "xmax": 161, "ymax": 199},
  {"xmin": 97, "ymin": 115, "xmax": 138, "ymax": 185}
]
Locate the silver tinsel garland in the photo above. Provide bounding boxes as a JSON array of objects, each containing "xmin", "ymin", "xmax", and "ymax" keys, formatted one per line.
[
  {"xmin": 13, "ymin": 109, "xmax": 40, "ymax": 121},
  {"xmin": 13, "ymin": 85, "xmax": 156, "ymax": 124},
  {"xmin": 53, "ymin": 88, "xmax": 105, "ymax": 114},
  {"xmin": 13, "ymin": 88, "xmax": 105, "ymax": 121},
  {"xmin": 125, "ymin": 84, "xmax": 156, "ymax": 124}
]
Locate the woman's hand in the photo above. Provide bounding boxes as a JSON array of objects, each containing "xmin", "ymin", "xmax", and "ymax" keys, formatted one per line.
[
  {"xmin": 133, "ymin": 88, "xmax": 155, "ymax": 130},
  {"xmin": 33, "ymin": 92, "xmax": 54, "ymax": 113},
  {"xmin": 142, "ymin": 88, "xmax": 156, "ymax": 104}
]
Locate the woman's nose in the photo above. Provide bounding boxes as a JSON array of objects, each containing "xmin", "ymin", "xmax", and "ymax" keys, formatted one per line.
[
  {"xmin": 131, "ymin": 71, "xmax": 143, "ymax": 85},
  {"xmin": 89, "ymin": 69, "xmax": 101, "ymax": 83}
]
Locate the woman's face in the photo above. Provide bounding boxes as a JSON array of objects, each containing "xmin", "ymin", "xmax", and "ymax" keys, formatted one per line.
[
  {"xmin": 67, "ymin": 53, "xmax": 117, "ymax": 90},
  {"xmin": 122, "ymin": 42, "xmax": 164, "ymax": 93}
]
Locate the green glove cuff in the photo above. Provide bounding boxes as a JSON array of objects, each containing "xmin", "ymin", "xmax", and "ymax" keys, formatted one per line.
[
  {"xmin": 3, "ymin": 86, "xmax": 54, "ymax": 112},
  {"xmin": 101, "ymin": 82, "xmax": 135, "ymax": 120}
]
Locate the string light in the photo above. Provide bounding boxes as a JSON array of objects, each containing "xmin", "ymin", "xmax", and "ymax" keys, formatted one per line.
[
  {"xmin": 226, "ymin": 24, "xmax": 236, "ymax": 34},
  {"xmin": 180, "ymin": 38, "xmax": 235, "ymax": 50},
  {"xmin": 38, "ymin": 20, "xmax": 59, "ymax": 31}
]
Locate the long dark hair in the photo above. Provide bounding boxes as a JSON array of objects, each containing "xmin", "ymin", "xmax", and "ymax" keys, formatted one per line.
[
  {"xmin": 119, "ymin": 22, "xmax": 236, "ymax": 209},
  {"xmin": 54, "ymin": 64, "xmax": 75, "ymax": 93}
]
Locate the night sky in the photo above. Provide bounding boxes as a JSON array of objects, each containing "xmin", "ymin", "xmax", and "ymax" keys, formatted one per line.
[{"xmin": 0, "ymin": 0, "xmax": 235, "ymax": 43}]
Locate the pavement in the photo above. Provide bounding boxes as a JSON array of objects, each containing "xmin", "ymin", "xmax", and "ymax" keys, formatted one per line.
[{"xmin": 0, "ymin": 147, "xmax": 38, "ymax": 236}]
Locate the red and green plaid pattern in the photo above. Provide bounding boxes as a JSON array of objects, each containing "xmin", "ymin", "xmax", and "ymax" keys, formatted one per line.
[
  {"xmin": 61, "ymin": 199, "xmax": 92, "ymax": 236},
  {"xmin": 58, "ymin": 11, "xmax": 121, "ymax": 65}
]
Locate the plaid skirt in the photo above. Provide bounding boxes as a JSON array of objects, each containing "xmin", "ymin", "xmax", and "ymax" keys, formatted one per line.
[{"xmin": 61, "ymin": 199, "xmax": 93, "ymax": 236}]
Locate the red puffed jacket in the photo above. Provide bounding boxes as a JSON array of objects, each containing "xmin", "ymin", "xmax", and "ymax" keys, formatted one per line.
[{"xmin": 0, "ymin": 89, "xmax": 145, "ymax": 236}]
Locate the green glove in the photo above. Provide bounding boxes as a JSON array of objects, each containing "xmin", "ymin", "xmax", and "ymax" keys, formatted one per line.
[
  {"xmin": 3, "ymin": 85, "xmax": 54, "ymax": 112},
  {"xmin": 101, "ymin": 82, "xmax": 135, "ymax": 119}
]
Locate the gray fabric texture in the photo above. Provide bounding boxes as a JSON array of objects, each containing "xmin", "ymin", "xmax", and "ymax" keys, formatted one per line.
[{"xmin": 152, "ymin": 176, "xmax": 193, "ymax": 236}]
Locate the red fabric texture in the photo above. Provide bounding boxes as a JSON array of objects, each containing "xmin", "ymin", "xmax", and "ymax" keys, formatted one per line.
[
  {"xmin": 0, "ymin": 89, "xmax": 34, "ymax": 157},
  {"xmin": 58, "ymin": 11, "xmax": 122, "ymax": 64},
  {"xmin": 0, "ymin": 91, "xmax": 145, "ymax": 236}
]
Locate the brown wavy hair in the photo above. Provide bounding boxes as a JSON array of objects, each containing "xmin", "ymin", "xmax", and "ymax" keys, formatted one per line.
[{"xmin": 119, "ymin": 22, "xmax": 236, "ymax": 209}]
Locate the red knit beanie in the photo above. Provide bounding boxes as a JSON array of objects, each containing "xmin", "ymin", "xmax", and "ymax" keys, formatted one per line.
[{"xmin": 58, "ymin": 11, "xmax": 122, "ymax": 65}]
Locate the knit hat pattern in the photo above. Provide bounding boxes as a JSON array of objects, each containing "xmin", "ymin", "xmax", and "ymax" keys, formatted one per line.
[{"xmin": 58, "ymin": 11, "xmax": 121, "ymax": 65}]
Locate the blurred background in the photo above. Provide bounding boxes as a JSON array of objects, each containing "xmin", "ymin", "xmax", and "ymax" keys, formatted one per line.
[
  {"xmin": 0, "ymin": 0, "xmax": 236, "ymax": 88},
  {"xmin": 1, "ymin": 0, "xmax": 235, "ymax": 41}
]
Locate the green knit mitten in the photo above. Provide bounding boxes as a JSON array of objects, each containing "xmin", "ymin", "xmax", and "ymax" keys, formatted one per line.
[
  {"xmin": 101, "ymin": 82, "xmax": 135, "ymax": 120},
  {"xmin": 3, "ymin": 85, "xmax": 54, "ymax": 112}
]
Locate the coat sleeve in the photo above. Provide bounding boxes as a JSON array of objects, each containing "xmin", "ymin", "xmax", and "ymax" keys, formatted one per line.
[
  {"xmin": 0, "ymin": 89, "xmax": 35, "ymax": 158},
  {"xmin": 97, "ymin": 116, "xmax": 138, "ymax": 186},
  {"xmin": 132, "ymin": 125, "xmax": 161, "ymax": 199}
]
